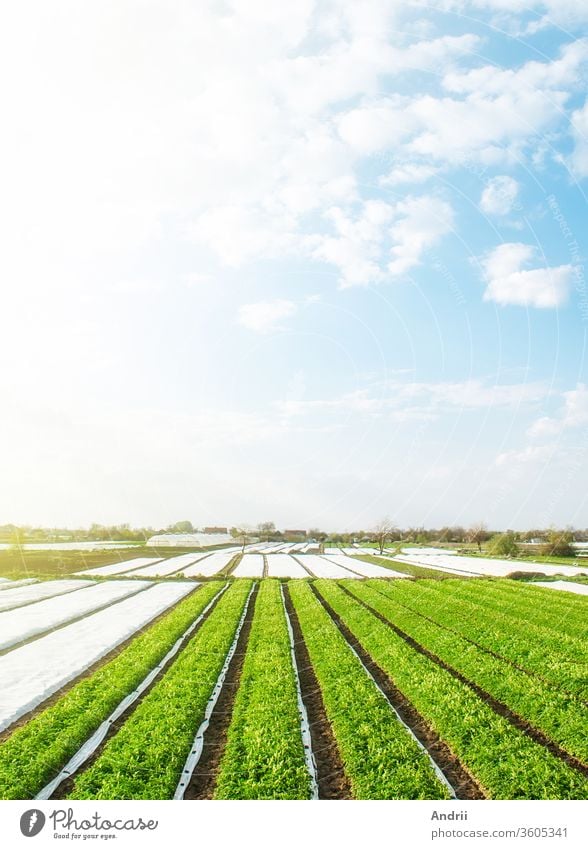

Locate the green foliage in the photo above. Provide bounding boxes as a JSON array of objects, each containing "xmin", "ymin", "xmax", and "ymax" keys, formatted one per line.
[
  {"xmin": 0, "ymin": 582, "xmax": 224, "ymax": 799},
  {"xmin": 541, "ymin": 529, "xmax": 575, "ymax": 558},
  {"xmin": 289, "ymin": 582, "xmax": 448, "ymax": 800},
  {"xmin": 214, "ymin": 581, "xmax": 310, "ymax": 799},
  {"xmin": 69, "ymin": 581, "xmax": 253, "ymax": 800},
  {"xmin": 348, "ymin": 581, "xmax": 588, "ymax": 766},
  {"xmin": 488, "ymin": 532, "xmax": 519, "ymax": 558},
  {"xmin": 316, "ymin": 581, "xmax": 588, "ymax": 800}
]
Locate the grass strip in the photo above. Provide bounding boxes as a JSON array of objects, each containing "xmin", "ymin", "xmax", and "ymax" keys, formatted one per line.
[
  {"xmin": 355, "ymin": 553, "xmax": 447, "ymax": 579},
  {"xmin": 0, "ymin": 581, "xmax": 223, "ymax": 799},
  {"xmin": 288, "ymin": 581, "xmax": 449, "ymax": 800},
  {"xmin": 69, "ymin": 580, "xmax": 252, "ymax": 799},
  {"xmin": 315, "ymin": 581, "xmax": 588, "ymax": 800},
  {"xmin": 214, "ymin": 580, "xmax": 311, "ymax": 799}
]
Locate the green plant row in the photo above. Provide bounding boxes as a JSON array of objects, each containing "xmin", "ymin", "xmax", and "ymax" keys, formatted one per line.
[
  {"xmin": 314, "ymin": 581, "xmax": 588, "ymax": 799},
  {"xmin": 428, "ymin": 578, "xmax": 588, "ymax": 642},
  {"xmin": 372, "ymin": 580, "xmax": 587, "ymax": 699},
  {"xmin": 69, "ymin": 580, "xmax": 253, "ymax": 800},
  {"xmin": 288, "ymin": 581, "xmax": 449, "ymax": 799},
  {"xmin": 214, "ymin": 580, "xmax": 311, "ymax": 799},
  {"xmin": 0, "ymin": 581, "xmax": 224, "ymax": 800},
  {"xmin": 356, "ymin": 553, "xmax": 446, "ymax": 579},
  {"xmin": 347, "ymin": 582, "xmax": 587, "ymax": 765}
]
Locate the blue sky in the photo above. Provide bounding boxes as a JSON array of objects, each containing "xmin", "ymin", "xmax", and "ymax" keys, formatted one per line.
[{"xmin": 1, "ymin": 1, "xmax": 587, "ymax": 531}]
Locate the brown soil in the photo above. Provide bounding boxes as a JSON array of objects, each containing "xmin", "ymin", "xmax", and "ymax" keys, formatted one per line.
[
  {"xmin": 311, "ymin": 584, "xmax": 485, "ymax": 800},
  {"xmin": 183, "ymin": 583, "xmax": 259, "ymax": 799},
  {"xmin": 368, "ymin": 582, "xmax": 588, "ymax": 707},
  {"xmin": 0, "ymin": 584, "xmax": 204, "ymax": 744},
  {"xmin": 338, "ymin": 584, "xmax": 588, "ymax": 778},
  {"xmin": 283, "ymin": 585, "xmax": 353, "ymax": 799},
  {"xmin": 51, "ymin": 585, "xmax": 228, "ymax": 799}
]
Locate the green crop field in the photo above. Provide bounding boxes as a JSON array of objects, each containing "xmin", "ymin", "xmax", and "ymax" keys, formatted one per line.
[{"xmin": 0, "ymin": 573, "xmax": 586, "ymax": 801}]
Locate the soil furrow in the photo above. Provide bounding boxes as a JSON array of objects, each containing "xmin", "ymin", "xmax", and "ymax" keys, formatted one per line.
[
  {"xmin": 284, "ymin": 585, "xmax": 354, "ymax": 799},
  {"xmin": 310, "ymin": 584, "xmax": 486, "ymax": 799},
  {"xmin": 183, "ymin": 583, "xmax": 259, "ymax": 799},
  {"xmin": 338, "ymin": 584, "xmax": 588, "ymax": 778},
  {"xmin": 0, "ymin": 584, "xmax": 203, "ymax": 744},
  {"xmin": 49, "ymin": 585, "xmax": 228, "ymax": 799},
  {"xmin": 368, "ymin": 582, "xmax": 588, "ymax": 707}
]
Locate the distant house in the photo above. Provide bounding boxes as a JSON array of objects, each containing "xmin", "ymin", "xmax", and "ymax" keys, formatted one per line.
[
  {"xmin": 203, "ymin": 526, "xmax": 229, "ymax": 535},
  {"xmin": 283, "ymin": 529, "xmax": 307, "ymax": 540}
]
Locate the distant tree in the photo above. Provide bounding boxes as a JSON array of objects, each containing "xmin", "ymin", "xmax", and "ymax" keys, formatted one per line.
[
  {"xmin": 541, "ymin": 529, "xmax": 574, "ymax": 558},
  {"xmin": 257, "ymin": 521, "xmax": 276, "ymax": 539},
  {"xmin": 232, "ymin": 525, "xmax": 255, "ymax": 553},
  {"xmin": 307, "ymin": 528, "xmax": 327, "ymax": 541},
  {"xmin": 171, "ymin": 521, "xmax": 194, "ymax": 534},
  {"xmin": 372, "ymin": 517, "xmax": 396, "ymax": 555},
  {"xmin": 468, "ymin": 522, "xmax": 490, "ymax": 553},
  {"xmin": 488, "ymin": 532, "xmax": 519, "ymax": 558}
]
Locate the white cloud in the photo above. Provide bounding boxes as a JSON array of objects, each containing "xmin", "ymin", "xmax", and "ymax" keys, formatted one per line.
[
  {"xmin": 528, "ymin": 383, "xmax": 588, "ymax": 436},
  {"xmin": 237, "ymin": 300, "xmax": 297, "ymax": 333},
  {"xmin": 388, "ymin": 196, "xmax": 454, "ymax": 277},
  {"xmin": 496, "ymin": 444, "xmax": 553, "ymax": 466},
  {"xmin": 569, "ymin": 99, "xmax": 588, "ymax": 178},
  {"xmin": 276, "ymin": 378, "xmax": 547, "ymax": 417},
  {"xmin": 480, "ymin": 176, "xmax": 520, "ymax": 216},
  {"xmin": 309, "ymin": 200, "xmax": 394, "ymax": 287},
  {"xmin": 480, "ymin": 243, "xmax": 574, "ymax": 308},
  {"xmin": 380, "ymin": 163, "xmax": 439, "ymax": 186},
  {"xmin": 307, "ymin": 195, "xmax": 454, "ymax": 287},
  {"xmin": 438, "ymin": 1, "xmax": 588, "ymax": 31}
]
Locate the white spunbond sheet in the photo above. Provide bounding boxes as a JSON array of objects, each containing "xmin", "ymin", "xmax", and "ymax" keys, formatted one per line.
[
  {"xmin": 232, "ymin": 554, "xmax": 265, "ymax": 577},
  {"xmin": 181, "ymin": 549, "xmax": 240, "ymax": 577},
  {"xmin": 298, "ymin": 555, "xmax": 356, "ymax": 579},
  {"xmin": 392, "ymin": 555, "xmax": 477, "ymax": 576},
  {"xmin": 0, "ymin": 578, "xmax": 39, "ymax": 591},
  {"xmin": 325, "ymin": 554, "xmax": 408, "ymax": 578},
  {"xmin": 122, "ymin": 553, "xmax": 208, "ymax": 577},
  {"xmin": 0, "ymin": 580, "xmax": 95, "ymax": 613},
  {"xmin": 533, "ymin": 581, "xmax": 588, "ymax": 596},
  {"xmin": 0, "ymin": 580, "xmax": 153, "ymax": 652},
  {"xmin": 0, "ymin": 581, "xmax": 196, "ymax": 732},
  {"xmin": 75, "ymin": 557, "xmax": 163, "ymax": 577},
  {"xmin": 394, "ymin": 552, "xmax": 588, "ymax": 578},
  {"xmin": 266, "ymin": 555, "xmax": 309, "ymax": 578}
]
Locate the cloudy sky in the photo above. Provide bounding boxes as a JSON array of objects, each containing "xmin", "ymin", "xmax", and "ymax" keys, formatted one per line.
[{"xmin": 1, "ymin": 1, "xmax": 587, "ymax": 531}]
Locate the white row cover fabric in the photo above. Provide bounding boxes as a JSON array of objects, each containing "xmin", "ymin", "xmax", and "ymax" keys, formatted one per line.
[
  {"xmin": 232, "ymin": 554, "xmax": 265, "ymax": 577},
  {"xmin": 296, "ymin": 555, "xmax": 354, "ymax": 579},
  {"xmin": 0, "ymin": 578, "xmax": 39, "ymax": 591},
  {"xmin": 266, "ymin": 555, "xmax": 309, "ymax": 578},
  {"xmin": 0, "ymin": 581, "xmax": 196, "ymax": 732},
  {"xmin": 76, "ymin": 557, "xmax": 163, "ymax": 577},
  {"xmin": 394, "ymin": 552, "xmax": 588, "ymax": 578},
  {"xmin": 121, "ymin": 553, "xmax": 208, "ymax": 578},
  {"xmin": 181, "ymin": 549, "xmax": 241, "ymax": 577},
  {"xmin": 0, "ymin": 580, "xmax": 94, "ymax": 613},
  {"xmin": 324, "ymin": 554, "xmax": 408, "ymax": 579},
  {"xmin": 0, "ymin": 580, "xmax": 153, "ymax": 652},
  {"xmin": 533, "ymin": 581, "xmax": 588, "ymax": 596}
]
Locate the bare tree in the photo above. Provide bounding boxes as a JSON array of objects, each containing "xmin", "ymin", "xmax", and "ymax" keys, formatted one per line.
[
  {"xmin": 372, "ymin": 517, "xmax": 396, "ymax": 556},
  {"xmin": 468, "ymin": 522, "xmax": 489, "ymax": 553},
  {"xmin": 232, "ymin": 524, "xmax": 255, "ymax": 553},
  {"xmin": 257, "ymin": 521, "xmax": 275, "ymax": 541}
]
